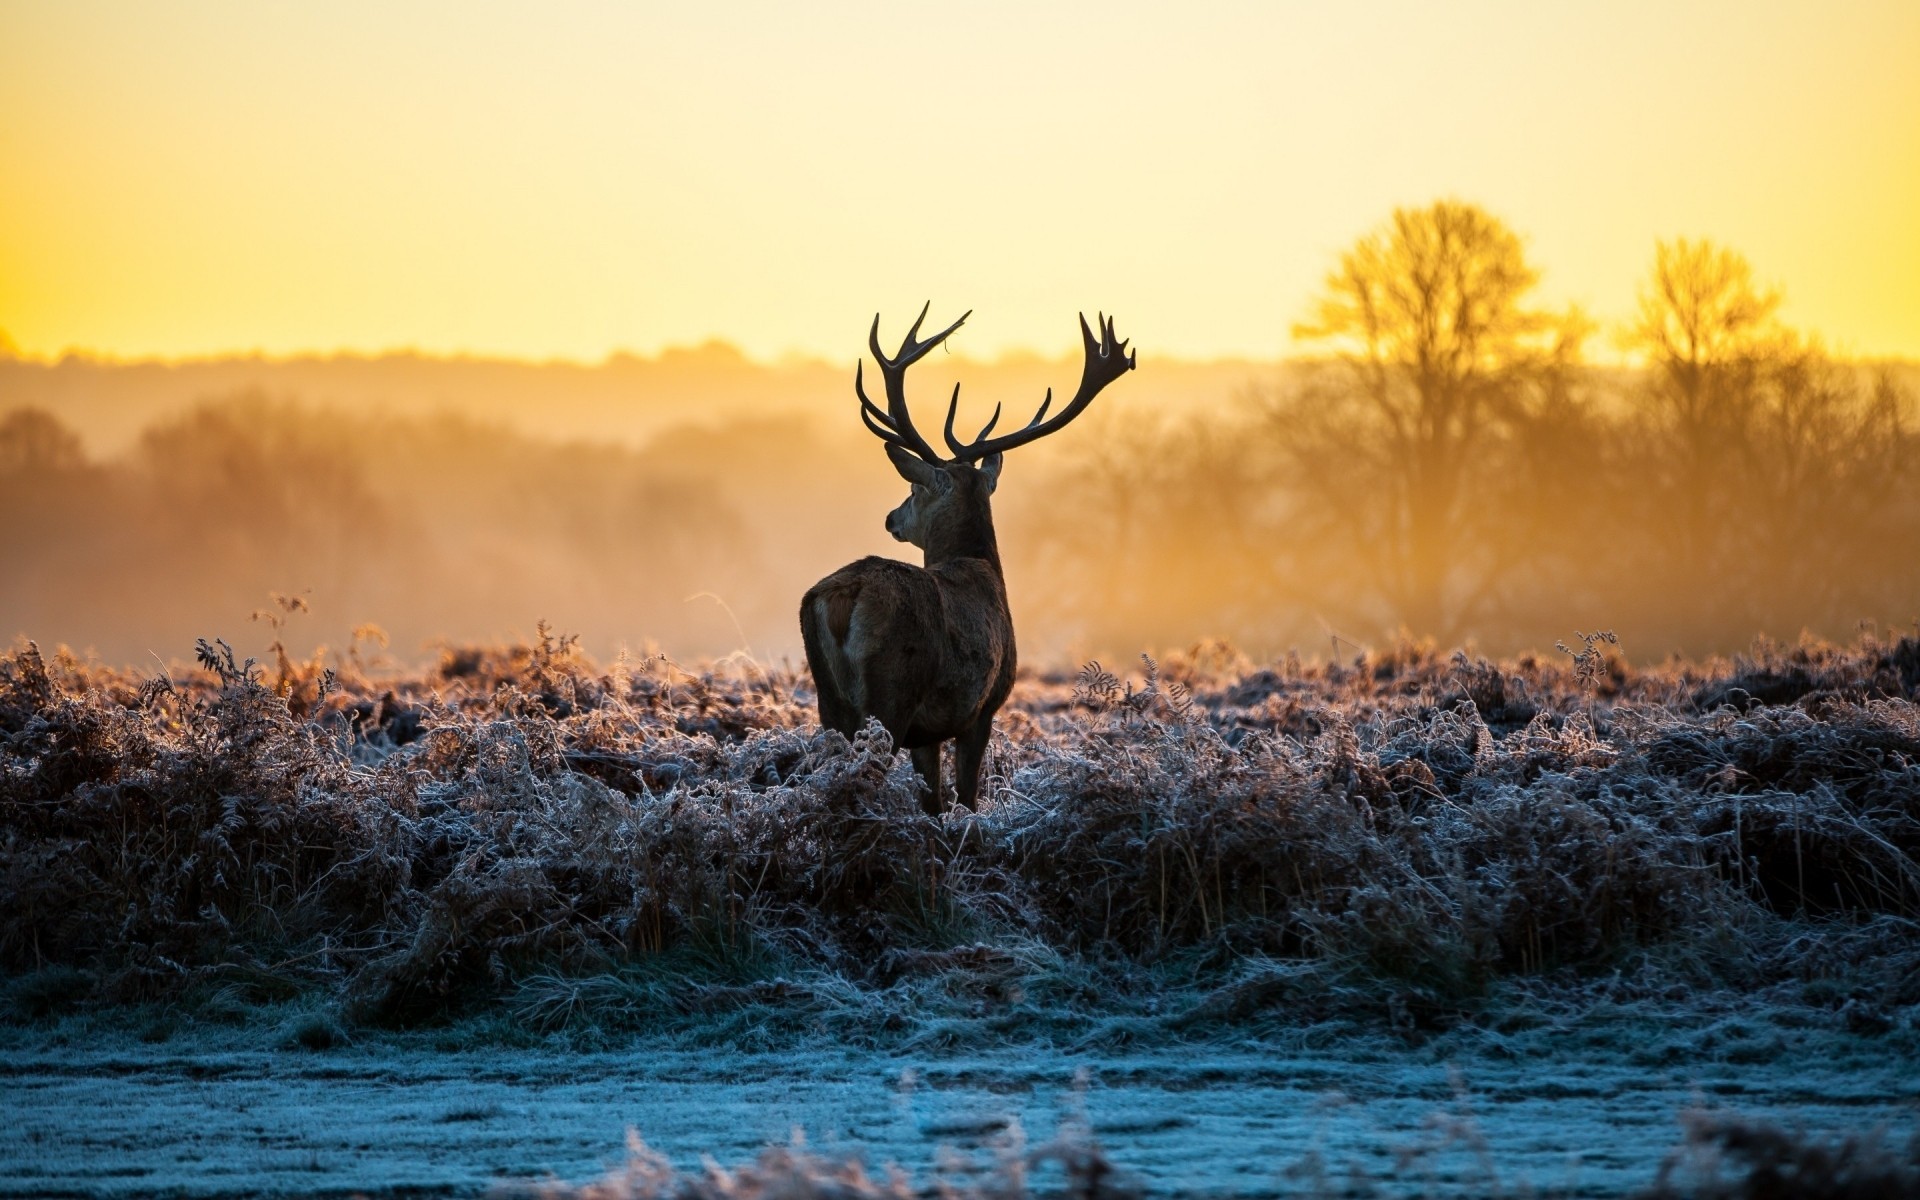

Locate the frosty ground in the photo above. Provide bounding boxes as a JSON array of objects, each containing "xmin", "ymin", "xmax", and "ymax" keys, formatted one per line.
[
  {"xmin": 7, "ymin": 1018, "xmax": 1917, "ymax": 1198},
  {"xmin": 4, "ymin": 633, "xmax": 1919, "ymax": 1195}
]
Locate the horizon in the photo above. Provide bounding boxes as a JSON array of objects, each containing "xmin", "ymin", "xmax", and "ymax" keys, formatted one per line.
[
  {"xmin": 4, "ymin": 336, "xmax": 1917, "ymax": 373},
  {"xmin": 0, "ymin": 334, "xmax": 1285, "ymax": 371}
]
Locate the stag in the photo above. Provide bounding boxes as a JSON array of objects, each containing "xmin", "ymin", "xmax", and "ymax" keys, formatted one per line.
[{"xmin": 801, "ymin": 305, "xmax": 1136, "ymax": 813}]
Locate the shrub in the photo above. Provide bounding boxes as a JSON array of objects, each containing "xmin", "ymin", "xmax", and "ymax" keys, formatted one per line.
[{"xmin": 3, "ymin": 633, "xmax": 1917, "ymax": 1030}]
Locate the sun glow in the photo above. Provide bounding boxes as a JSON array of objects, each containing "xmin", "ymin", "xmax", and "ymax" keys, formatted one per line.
[{"xmin": 1, "ymin": 1, "xmax": 1916, "ymax": 363}]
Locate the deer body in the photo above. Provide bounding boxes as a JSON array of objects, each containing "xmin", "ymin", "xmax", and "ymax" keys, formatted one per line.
[
  {"xmin": 802, "ymin": 305, "xmax": 1134, "ymax": 813},
  {"xmin": 802, "ymin": 462, "xmax": 1015, "ymax": 810}
]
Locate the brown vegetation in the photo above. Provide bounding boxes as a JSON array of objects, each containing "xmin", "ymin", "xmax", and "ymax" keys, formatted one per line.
[{"xmin": 3, "ymin": 628, "xmax": 1916, "ymax": 1038}]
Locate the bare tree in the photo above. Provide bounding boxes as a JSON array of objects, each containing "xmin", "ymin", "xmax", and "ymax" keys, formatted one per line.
[
  {"xmin": 0, "ymin": 408, "xmax": 85, "ymax": 475},
  {"xmin": 1623, "ymin": 239, "xmax": 1784, "ymax": 575},
  {"xmin": 1623, "ymin": 239, "xmax": 1912, "ymax": 640},
  {"xmin": 1269, "ymin": 200, "xmax": 1587, "ymax": 639}
]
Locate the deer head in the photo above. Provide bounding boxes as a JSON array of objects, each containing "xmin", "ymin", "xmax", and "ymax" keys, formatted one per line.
[{"xmin": 858, "ymin": 304, "xmax": 1136, "ymax": 559}]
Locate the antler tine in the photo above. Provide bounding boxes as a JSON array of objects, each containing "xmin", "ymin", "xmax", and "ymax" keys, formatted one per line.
[
  {"xmin": 947, "ymin": 311, "xmax": 1136, "ymax": 462},
  {"xmin": 871, "ymin": 302, "xmax": 970, "ymax": 369},
  {"xmin": 903, "ymin": 300, "xmax": 931, "ymax": 350},
  {"xmin": 944, "ymin": 384, "xmax": 1002, "ymax": 458},
  {"xmin": 866, "ymin": 311, "xmax": 894, "ymax": 368},
  {"xmin": 859, "ymin": 304, "xmax": 969, "ymax": 463},
  {"xmin": 856, "ymin": 360, "xmax": 911, "ymax": 449}
]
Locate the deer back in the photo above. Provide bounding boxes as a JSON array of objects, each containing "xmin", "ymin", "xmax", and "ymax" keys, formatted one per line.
[{"xmin": 802, "ymin": 553, "xmax": 1013, "ymax": 749}]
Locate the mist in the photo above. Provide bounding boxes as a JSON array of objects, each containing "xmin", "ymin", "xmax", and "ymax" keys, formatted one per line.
[{"xmin": 3, "ymin": 344, "xmax": 1913, "ymax": 672}]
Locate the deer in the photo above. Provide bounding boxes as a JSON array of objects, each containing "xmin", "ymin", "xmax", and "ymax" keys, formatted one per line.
[{"xmin": 800, "ymin": 304, "xmax": 1136, "ymax": 814}]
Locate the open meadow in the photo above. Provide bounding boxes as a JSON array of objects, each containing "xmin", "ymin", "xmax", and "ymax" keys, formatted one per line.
[{"xmin": 4, "ymin": 632, "xmax": 1918, "ymax": 1195}]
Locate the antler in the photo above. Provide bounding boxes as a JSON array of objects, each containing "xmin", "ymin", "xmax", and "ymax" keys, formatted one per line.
[
  {"xmin": 856, "ymin": 302, "xmax": 970, "ymax": 464},
  {"xmin": 943, "ymin": 312, "xmax": 1135, "ymax": 461}
]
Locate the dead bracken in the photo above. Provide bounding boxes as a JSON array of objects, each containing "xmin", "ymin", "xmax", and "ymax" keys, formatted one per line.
[{"xmin": 1, "ymin": 631, "xmax": 1917, "ymax": 1041}]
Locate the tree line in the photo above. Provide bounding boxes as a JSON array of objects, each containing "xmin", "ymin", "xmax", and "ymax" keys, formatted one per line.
[
  {"xmin": 2, "ymin": 199, "xmax": 1913, "ymax": 664},
  {"xmin": 1007, "ymin": 201, "xmax": 1915, "ymax": 659}
]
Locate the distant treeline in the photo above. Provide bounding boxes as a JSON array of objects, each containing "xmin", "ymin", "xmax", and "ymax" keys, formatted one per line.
[
  {"xmin": 2, "ymin": 202, "xmax": 1914, "ymax": 666},
  {"xmin": 0, "ymin": 336, "xmax": 1260, "ymax": 456},
  {"xmin": 1013, "ymin": 209, "xmax": 1920, "ymax": 660},
  {"xmin": 0, "ymin": 399, "xmax": 850, "ymax": 667}
]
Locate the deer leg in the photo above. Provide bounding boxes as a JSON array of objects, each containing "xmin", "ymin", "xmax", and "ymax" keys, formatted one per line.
[
  {"xmin": 954, "ymin": 718, "xmax": 993, "ymax": 811},
  {"xmin": 813, "ymin": 687, "xmax": 859, "ymax": 738},
  {"xmin": 911, "ymin": 743, "xmax": 944, "ymax": 815}
]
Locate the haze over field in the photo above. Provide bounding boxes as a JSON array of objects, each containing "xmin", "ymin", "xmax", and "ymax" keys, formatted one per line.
[
  {"xmin": 2, "ymin": 1, "xmax": 1916, "ymax": 669},
  {"xmin": 2, "ymin": 327, "xmax": 1914, "ymax": 668}
]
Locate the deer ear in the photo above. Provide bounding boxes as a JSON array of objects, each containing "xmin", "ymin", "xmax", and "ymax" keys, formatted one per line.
[
  {"xmin": 885, "ymin": 442, "xmax": 943, "ymax": 488},
  {"xmin": 978, "ymin": 452, "xmax": 1004, "ymax": 494}
]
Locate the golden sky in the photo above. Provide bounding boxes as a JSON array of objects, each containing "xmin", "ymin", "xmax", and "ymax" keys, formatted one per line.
[{"xmin": 2, "ymin": 1, "xmax": 1917, "ymax": 363}]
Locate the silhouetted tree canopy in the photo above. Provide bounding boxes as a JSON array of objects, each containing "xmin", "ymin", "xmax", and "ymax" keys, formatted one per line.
[
  {"xmin": 1619, "ymin": 239, "xmax": 1912, "ymax": 644},
  {"xmin": 1274, "ymin": 200, "xmax": 1588, "ymax": 638},
  {"xmin": 0, "ymin": 408, "xmax": 85, "ymax": 475},
  {"xmin": 0, "ymin": 208, "xmax": 1912, "ymax": 664}
]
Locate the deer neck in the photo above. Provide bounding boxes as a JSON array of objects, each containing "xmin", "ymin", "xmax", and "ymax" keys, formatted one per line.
[{"xmin": 923, "ymin": 498, "xmax": 1003, "ymax": 576}]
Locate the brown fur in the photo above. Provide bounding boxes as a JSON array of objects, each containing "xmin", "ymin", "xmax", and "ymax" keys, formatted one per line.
[
  {"xmin": 801, "ymin": 461, "xmax": 1014, "ymax": 813},
  {"xmin": 824, "ymin": 584, "xmax": 858, "ymax": 643}
]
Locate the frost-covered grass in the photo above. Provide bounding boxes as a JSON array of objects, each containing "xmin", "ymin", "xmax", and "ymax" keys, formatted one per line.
[
  {"xmin": 533, "ymin": 1111, "xmax": 1920, "ymax": 1200},
  {"xmin": 5, "ymin": 1029, "xmax": 1916, "ymax": 1198},
  {"xmin": 3, "ymin": 630, "xmax": 1918, "ymax": 1048}
]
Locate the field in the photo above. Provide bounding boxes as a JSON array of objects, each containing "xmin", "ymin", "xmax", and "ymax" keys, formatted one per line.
[
  {"xmin": 5, "ymin": 631, "xmax": 1919, "ymax": 1196},
  {"xmin": 9, "ymin": 3, "xmax": 1920, "ymax": 1194}
]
